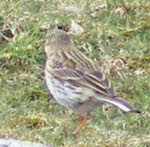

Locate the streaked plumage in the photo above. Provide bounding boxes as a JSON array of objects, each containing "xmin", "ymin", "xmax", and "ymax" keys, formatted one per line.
[{"xmin": 44, "ymin": 29, "xmax": 140, "ymax": 132}]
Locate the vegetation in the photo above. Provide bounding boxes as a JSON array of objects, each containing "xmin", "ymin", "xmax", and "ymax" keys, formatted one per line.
[{"xmin": 0, "ymin": 0, "xmax": 150, "ymax": 146}]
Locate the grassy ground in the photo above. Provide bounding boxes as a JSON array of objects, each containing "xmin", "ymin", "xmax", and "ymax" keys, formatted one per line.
[{"xmin": 0, "ymin": 0, "xmax": 150, "ymax": 146}]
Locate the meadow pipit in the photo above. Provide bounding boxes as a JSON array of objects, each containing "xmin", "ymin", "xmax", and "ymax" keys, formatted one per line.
[{"xmin": 44, "ymin": 29, "xmax": 141, "ymax": 134}]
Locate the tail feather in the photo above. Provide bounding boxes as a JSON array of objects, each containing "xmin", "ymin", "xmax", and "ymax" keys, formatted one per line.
[{"xmin": 99, "ymin": 96, "xmax": 141, "ymax": 113}]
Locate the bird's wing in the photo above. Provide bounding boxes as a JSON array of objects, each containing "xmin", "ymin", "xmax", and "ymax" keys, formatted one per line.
[{"xmin": 47, "ymin": 67, "xmax": 115, "ymax": 97}]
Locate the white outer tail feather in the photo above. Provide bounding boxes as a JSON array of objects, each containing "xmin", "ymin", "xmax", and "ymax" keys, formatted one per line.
[{"xmin": 98, "ymin": 96, "xmax": 140, "ymax": 113}]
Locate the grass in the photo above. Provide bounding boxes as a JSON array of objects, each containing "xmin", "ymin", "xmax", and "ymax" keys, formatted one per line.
[{"xmin": 0, "ymin": 0, "xmax": 150, "ymax": 146}]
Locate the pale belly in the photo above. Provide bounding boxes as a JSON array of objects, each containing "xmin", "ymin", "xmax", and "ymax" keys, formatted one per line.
[
  {"xmin": 45, "ymin": 74, "xmax": 104, "ymax": 113},
  {"xmin": 46, "ymin": 76, "xmax": 82, "ymax": 110}
]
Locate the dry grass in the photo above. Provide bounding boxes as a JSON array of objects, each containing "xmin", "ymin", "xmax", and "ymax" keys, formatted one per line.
[{"xmin": 0, "ymin": 0, "xmax": 150, "ymax": 146}]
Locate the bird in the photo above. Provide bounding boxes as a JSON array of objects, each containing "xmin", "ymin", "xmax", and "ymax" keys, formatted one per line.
[{"xmin": 44, "ymin": 28, "xmax": 141, "ymax": 135}]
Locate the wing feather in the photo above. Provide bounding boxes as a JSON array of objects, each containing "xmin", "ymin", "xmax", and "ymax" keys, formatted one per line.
[
  {"xmin": 47, "ymin": 68, "xmax": 115, "ymax": 97},
  {"xmin": 46, "ymin": 50, "xmax": 115, "ymax": 97}
]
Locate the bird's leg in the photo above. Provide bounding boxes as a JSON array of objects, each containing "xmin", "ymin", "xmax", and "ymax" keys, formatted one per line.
[
  {"xmin": 73, "ymin": 116, "xmax": 89, "ymax": 136},
  {"xmin": 73, "ymin": 101, "xmax": 90, "ymax": 137}
]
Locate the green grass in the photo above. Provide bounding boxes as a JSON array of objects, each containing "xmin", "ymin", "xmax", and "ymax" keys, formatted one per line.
[{"xmin": 0, "ymin": 0, "xmax": 150, "ymax": 146}]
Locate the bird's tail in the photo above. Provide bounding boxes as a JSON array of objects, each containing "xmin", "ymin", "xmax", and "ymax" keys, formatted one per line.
[{"xmin": 100, "ymin": 96, "xmax": 141, "ymax": 113}]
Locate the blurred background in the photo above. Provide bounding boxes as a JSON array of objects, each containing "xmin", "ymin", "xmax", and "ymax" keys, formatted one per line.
[{"xmin": 0, "ymin": 0, "xmax": 150, "ymax": 146}]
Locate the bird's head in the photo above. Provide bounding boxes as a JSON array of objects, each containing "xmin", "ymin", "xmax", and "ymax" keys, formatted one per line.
[{"xmin": 45, "ymin": 29, "xmax": 72, "ymax": 56}]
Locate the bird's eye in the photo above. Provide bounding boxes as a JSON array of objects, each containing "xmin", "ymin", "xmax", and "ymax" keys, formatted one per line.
[{"xmin": 61, "ymin": 35, "xmax": 70, "ymax": 43}]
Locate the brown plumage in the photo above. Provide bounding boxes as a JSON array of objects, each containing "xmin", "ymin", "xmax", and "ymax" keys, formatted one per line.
[{"xmin": 44, "ymin": 29, "xmax": 141, "ymax": 134}]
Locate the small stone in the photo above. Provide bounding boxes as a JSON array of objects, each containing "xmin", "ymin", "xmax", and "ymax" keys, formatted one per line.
[{"xmin": 70, "ymin": 20, "xmax": 84, "ymax": 35}]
